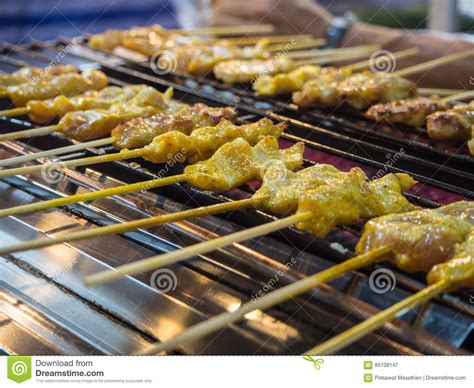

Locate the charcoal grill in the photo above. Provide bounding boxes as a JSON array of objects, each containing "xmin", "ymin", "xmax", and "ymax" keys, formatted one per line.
[{"xmin": 0, "ymin": 39, "xmax": 472, "ymax": 356}]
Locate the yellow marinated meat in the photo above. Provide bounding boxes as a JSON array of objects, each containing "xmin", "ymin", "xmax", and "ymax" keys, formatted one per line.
[
  {"xmin": 184, "ymin": 136, "xmax": 304, "ymax": 192},
  {"xmin": 253, "ymin": 65, "xmax": 350, "ymax": 96},
  {"xmin": 356, "ymin": 201, "xmax": 474, "ymax": 272},
  {"xmin": 427, "ymin": 228, "xmax": 474, "ymax": 289},
  {"xmin": 56, "ymin": 87, "xmax": 170, "ymax": 141},
  {"xmin": 0, "ymin": 64, "xmax": 77, "ymax": 89},
  {"xmin": 26, "ymin": 84, "xmax": 150, "ymax": 123},
  {"xmin": 172, "ymin": 39, "xmax": 268, "ymax": 76},
  {"xmin": 143, "ymin": 118, "xmax": 287, "ymax": 164},
  {"xmin": 112, "ymin": 103, "xmax": 237, "ymax": 149},
  {"xmin": 365, "ymin": 96, "xmax": 447, "ymax": 127},
  {"xmin": 293, "ymin": 71, "xmax": 417, "ymax": 110},
  {"xmin": 6, "ymin": 69, "xmax": 109, "ymax": 107},
  {"xmin": 295, "ymin": 169, "xmax": 417, "ymax": 238},
  {"xmin": 426, "ymin": 101, "xmax": 474, "ymax": 141},
  {"xmin": 213, "ymin": 56, "xmax": 295, "ymax": 85},
  {"xmin": 255, "ymin": 164, "xmax": 345, "ymax": 213}
]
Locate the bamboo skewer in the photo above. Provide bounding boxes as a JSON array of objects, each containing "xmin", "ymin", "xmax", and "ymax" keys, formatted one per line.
[
  {"xmin": 266, "ymin": 39, "xmax": 326, "ymax": 53},
  {"xmin": 305, "ymin": 278, "xmax": 451, "ymax": 355},
  {"xmin": 0, "ymin": 125, "xmax": 57, "ymax": 142},
  {"xmin": 294, "ymin": 50, "xmax": 380, "ymax": 67},
  {"xmin": 0, "ymin": 107, "xmax": 29, "ymax": 116},
  {"xmin": 84, "ymin": 212, "xmax": 313, "ymax": 287},
  {"xmin": 441, "ymin": 89, "xmax": 474, "ymax": 103},
  {"xmin": 0, "ymin": 147, "xmax": 146, "ymax": 178},
  {"xmin": 419, "ymin": 88, "xmax": 464, "ymax": 97},
  {"xmin": 171, "ymin": 24, "xmax": 275, "ymax": 36},
  {"xmin": 227, "ymin": 34, "xmax": 314, "ymax": 45},
  {"xmin": 0, "ymin": 137, "xmax": 115, "ymax": 167},
  {"xmin": 0, "ymin": 195, "xmax": 267, "ymax": 256},
  {"xmin": 343, "ymin": 47, "xmax": 420, "ymax": 72},
  {"xmin": 0, "ymin": 174, "xmax": 186, "ymax": 219},
  {"xmin": 286, "ymin": 44, "xmax": 380, "ymax": 59},
  {"xmin": 134, "ymin": 245, "xmax": 393, "ymax": 355},
  {"xmin": 392, "ymin": 48, "xmax": 474, "ymax": 77}
]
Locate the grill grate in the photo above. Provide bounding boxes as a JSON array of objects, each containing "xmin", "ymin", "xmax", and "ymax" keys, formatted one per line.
[{"xmin": 0, "ymin": 39, "xmax": 472, "ymax": 355}]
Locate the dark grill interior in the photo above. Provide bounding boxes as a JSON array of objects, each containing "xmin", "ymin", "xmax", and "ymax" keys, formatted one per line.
[{"xmin": 0, "ymin": 38, "xmax": 472, "ymax": 356}]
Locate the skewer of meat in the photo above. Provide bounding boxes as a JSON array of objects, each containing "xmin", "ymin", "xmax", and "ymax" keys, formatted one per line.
[
  {"xmin": 0, "ymin": 69, "xmax": 109, "ymax": 107},
  {"xmin": 0, "ymin": 85, "xmax": 172, "ymax": 144},
  {"xmin": 306, "ymin": 224, "xmax": 474, "ymax": 355},
  {"xmin": 0, "ymin": 135, "xmax": 304, "ymax": 254},
  {"xmin": 365, "ymin": 90, "xmax": 474, "ymax": 127},
  {"xmin": 0, "ymin": 115, "xmax": 281, "ymax": 179},
  {"xmin": 124, "ymin": 201, "xmax": 472, "ymax": 355},
  {"xmin": 0, "ymin": 64, "xmax": 77, "ymax": 89},
  {"xmin": 251, "ymin": 48, "xmax": 418, "ymax": 96},
  {"xmin": 0, "ymin": 84, "xmax": 163, "ymax": 123},
  {"xmin": 213, "ymin": 44, "xmax": 387, "ymax": 85},
  {"xmin": 82, "ymin": 165, "xmax": 416, "ymax": 287},
  {"xmin": 427, "ymin": 101, "xmax": 474, "ymax": 155},
  {"xmin": 293, "ymin": 49, "xmax": 474, "ymax": 111}
]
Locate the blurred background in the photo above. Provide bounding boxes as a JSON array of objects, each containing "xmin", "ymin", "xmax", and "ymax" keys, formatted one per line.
[{"xmin": 0, "ymin": 0, "xmax": 473, "ymax": 44}]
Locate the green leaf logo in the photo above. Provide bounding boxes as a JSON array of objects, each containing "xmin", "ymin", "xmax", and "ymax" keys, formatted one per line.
[
  {"xmin": 7, "ymin": 356, "xmax": 32, "ymax": 383},
  {"xmin": 303, "ymin": 355, "xmax": 324, "ymax": 370}
]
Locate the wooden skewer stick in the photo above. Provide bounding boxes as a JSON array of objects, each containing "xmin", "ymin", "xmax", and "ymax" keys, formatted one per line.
[
  {"xmin": 0, "ymin": 125, "xmax": 57, "ymax": 142},
  {"xmin": 286, "ymin": 44, "xmax": 380, "ymax": 59},
  {"xmin": 0, "ymin": 107, "xmax": 29, "ymax": 117},
  {"xmin": 0, "ymin": 174, "xmax": 185, "ymax": 219},
  {"xmin": 84, "ymin": 211, "xmax": 313, "ymax": 287},
  {"xmin": 293, "ymin": 50, "xmax": 378, "ymax": 67},
  {"xmin": 0, "ymin": 137, "xmax": 115, "ymax": 167},
  {"xmin": 304, "ymin": 278, "xmax": 451, "ymax": 355},
  {"xmin": 392, "ymin": 48, "xmax": 474, "ymax": 77},
  {"xmin": 227, "ymin": 34, "xmax": 314, "ymax": 45},
  {"xmin": 0, "ymin": 195, "xmax": 266, "ymax": 256},
  {"xmin": 418, "ymin": 88, "xmax": 464, "ymax": 97},
  {"xmin": 441, "ymin": 89, "xmax": 474, "ymax": 103},
  {"xmin": 266, "ymin": 39, "xmax": 326, "ymax": 53},
  {"xmin": 342, "ymin": 47, "xmax": 420, "ymax": 72},
  {"xmin": 135, "ymin": 245, "xmax": 393, "ymax": 355},
  {"xmin": 0, "ymin": 147, "xmax": 146, "ymax": 178},
  {"xmin": 170, "ymin": 24, "xmax": 275, "ymax": 37}
]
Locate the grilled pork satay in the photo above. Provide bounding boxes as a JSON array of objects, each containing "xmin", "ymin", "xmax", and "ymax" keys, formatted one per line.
[
  {"xmin": 88, "ymin": 25, "xmax": 186, "ymax": 53},
  {"xmin": 365, "ymin": 96, "xmax": 448, "ymax": 127},
  {"xmin": 112, "ymin": 103, "xmax": 237, "ymax": 149},
  {"xmin": 427, "ymin": 229, "xmax": 474, "ymax": 289},
  {"xmin": 253, "ymin": 65, "xmax": 350, "ymax": 96},
  {"xmin": 294, "ymin": 169, "xmax": 417, "ymax": 237},
  {"xmin": 213, "ymin": 56, "xmax": 295, "ymax": 85},
  {"xmin": 55, "ymin": 86, "xmax": 172, "ymax": 141},
  {"xmin": 25, "ymin": 84, "xmax": 159, "ymax": 123},
  {"xmin": 142, "ymin": 118, "xmax": 287, "ymax": 165},
  {"xmin": 426, "ymin": 101, "xmax": 474, "ymax": 141},
  {"xmin": 356, "ymin": 201, "xmax": 474, "ymax": 272},
  {"xmin": 171, "ymin": 39, "xmax": 268, "ymax": 76},
  {"xmin": 0, "ymin": 64, "xmax": 77, "ymax": 89},
  {"xmin": 293, "ymin": 71, "xmax": 418, "ymax": 110},
  {"xmin": 4, "ymin": 69, "xmax": 109, "ymax": 106},
  {"xmin": 184, "ymin": 136, "xmax": 304, "ymax": 192}
]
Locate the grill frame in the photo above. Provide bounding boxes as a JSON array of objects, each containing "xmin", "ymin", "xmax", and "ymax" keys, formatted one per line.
[{"xmin": 0, "ymin": 38, "xmax": 473, "ymax": 356}]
